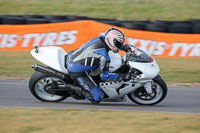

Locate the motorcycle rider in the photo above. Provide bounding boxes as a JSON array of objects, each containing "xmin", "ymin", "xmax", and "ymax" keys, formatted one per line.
[{"xmin": 66, "ymin": 28, "xmax": 131, "ymax": 102}]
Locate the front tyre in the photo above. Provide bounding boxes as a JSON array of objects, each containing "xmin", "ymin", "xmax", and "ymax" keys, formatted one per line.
[
  {"xmin": 128, "ymin": 78, "xmax": 167, "ymax": 105},
  {"xmin": 29, "ymin": 71, "xmax": 68, "ymax": 102}
]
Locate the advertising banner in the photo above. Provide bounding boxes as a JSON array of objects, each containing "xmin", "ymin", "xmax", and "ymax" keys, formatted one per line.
[{"xmin": 0, "ymin": 20, "xmax": 199, "ymax": 58}]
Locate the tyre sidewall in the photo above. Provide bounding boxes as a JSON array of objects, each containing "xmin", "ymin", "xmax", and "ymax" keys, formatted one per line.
[
  {"xmin": 29, "ymin": 71, "xmax": 67, "ymax": 102},
  {"xmin": 128, "ymin": 78, "xmax": 168, "ymax": 105}
]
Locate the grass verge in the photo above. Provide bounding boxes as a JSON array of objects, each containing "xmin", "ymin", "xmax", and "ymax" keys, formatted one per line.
[
  {"xmin": 0, "ymin": 0, "xmax": 200, "ymax": 21},
  {"xmin": 0, "ymin": 51, "xmax": 200, "ymax": 84},
  {"xmin": 0, "ymin": 108, "xmax": 200, "ymax": 133}
]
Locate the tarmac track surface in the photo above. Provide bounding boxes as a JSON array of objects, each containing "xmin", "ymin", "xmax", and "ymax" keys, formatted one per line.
[{"xmin": 0, "ymin": 80, "xmax": 200, "ymax": 114}]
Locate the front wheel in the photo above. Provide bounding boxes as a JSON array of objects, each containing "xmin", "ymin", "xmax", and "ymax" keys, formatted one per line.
[
  {"xmin": 128, "ymin": 78, "xmax": 167, "ymax": 105},
  {"xmin": 29, "ymin": 71, "xmax": 68, "ymax": 102}
]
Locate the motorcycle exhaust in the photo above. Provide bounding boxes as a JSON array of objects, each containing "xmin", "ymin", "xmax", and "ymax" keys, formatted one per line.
[{"xmin": 32, "ymin": 64, "xmax": 67, "ymax": 79}]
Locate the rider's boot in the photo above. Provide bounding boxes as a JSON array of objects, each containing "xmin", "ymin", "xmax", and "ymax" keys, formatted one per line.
[{"xmin": 89, "ymin": 86, "xmax": 104, "ymax": 102}]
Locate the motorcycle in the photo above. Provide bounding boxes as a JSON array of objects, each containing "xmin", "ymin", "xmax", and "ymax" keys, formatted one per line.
[{"xmin": 29, "ymin": 45, "xmax": 167, "ymax": 105}]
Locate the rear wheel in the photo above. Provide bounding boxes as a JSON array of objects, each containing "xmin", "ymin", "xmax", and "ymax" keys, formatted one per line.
[
  {"xmin": 128, "ymin": 78, "xmax": 167, "ymax": 105},
  {"xmin": 29, "ymin": 72, "xmax": 68, "ymax": 102}
]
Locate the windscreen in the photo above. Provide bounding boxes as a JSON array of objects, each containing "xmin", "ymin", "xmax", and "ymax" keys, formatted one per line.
[{"xmin": 129, "ymin": 45, "xmax": 152, "ymax": 63}]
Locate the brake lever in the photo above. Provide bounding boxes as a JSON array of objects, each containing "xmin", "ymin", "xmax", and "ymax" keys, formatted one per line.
[{"xmin": 126, "ymin": 50, "xmax": 132, "ymax": 65}]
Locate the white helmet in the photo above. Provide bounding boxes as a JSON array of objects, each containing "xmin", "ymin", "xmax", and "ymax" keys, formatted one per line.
[{"xmin": 104, "ymin": 28, "xmax": 125, "ymax": 53}]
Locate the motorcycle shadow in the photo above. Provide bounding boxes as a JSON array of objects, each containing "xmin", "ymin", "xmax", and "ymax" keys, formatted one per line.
[{"xmin": 61, "ymin": 99, "xmax": 166, "ymax": 108}]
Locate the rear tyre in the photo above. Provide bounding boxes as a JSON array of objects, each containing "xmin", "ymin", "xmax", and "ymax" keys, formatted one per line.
[
  {"xmin": 121, "ymin": 22, "xmax": 146, "ymax": 30},
  {"xmin": 26, "ymin": 18, "xmax": 50, "ymax": 24},
  {"xmin": 169, "ymin": 24, "xmax": 193, "ymax": 33},
  {"xmin": 29, "ymin": 71, "xmax": 68, "ymax": 102},
  {"xmin": 145, "ymin": 23, "xmax": 169, "ymax": 33},
  {"xmin": 128, "ymin": 78, "xmax": 167, "ymax": 105},
  {"xmin": 1, "ymin": 17, "xmax": 26, "ymax": 25}
]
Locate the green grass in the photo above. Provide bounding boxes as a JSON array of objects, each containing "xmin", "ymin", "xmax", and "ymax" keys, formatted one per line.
[
  {"xmin": 0, "ymin": 0, "xmax": 200, "ymax": 21},
  {"xmin": 157, "ymin": 58, "xmax": 200, "ymax": 83},
  {"xmin": 0, "ymin": 51, "xmax": 200, "ymax": 84},
  {"xmin": 0, "ymin": 108, "xmax": 200, "ymax": 133},
  {"xmin": 0, "ymin": 51, "xmax": 37, "ymax": 79}
]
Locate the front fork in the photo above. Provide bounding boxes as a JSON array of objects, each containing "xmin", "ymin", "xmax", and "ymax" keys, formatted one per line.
[{"xmin": 135, "ymin": 74, "xmax": 162, "ymax": 95}]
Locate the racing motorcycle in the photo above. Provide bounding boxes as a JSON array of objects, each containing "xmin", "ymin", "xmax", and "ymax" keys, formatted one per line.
[{"xmin": 29, "ymin": 45, "xmax": 167, "ymax": 105}]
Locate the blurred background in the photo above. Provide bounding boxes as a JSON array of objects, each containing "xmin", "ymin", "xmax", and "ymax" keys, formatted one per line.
[
  {"xmin": 0, "ymin": 0, "xmax": 200, "ymax": 20},
  {"xmin": 0, "ymin": 0, "xmax": 200, "ymax": 84},
  {"xmin": 0, "ymin": 1, "xmax": 200, "ymax": 133}
]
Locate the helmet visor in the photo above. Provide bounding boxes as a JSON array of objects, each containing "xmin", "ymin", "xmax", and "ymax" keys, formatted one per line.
[{"xmin": 113, "ymin": 38, "xmax": 123, "ymax": 49}]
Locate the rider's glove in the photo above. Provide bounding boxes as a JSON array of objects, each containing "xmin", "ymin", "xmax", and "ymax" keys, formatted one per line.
[
  {"xmin": 118, "ymin": 73, "xmax": 131, "ymax": 82},
  {"xmin": 101, "ymin": 71, "xmax": 118, "ymax": 82},
  {"xmin": 120, "ymin": 44, "xmax": 131, "ymax": 52}
]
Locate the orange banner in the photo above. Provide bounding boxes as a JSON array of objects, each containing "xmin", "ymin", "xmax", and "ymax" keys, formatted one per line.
[{"xmin": 0, "ymin": 20, "xmax": 200, "ymax": 58}]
